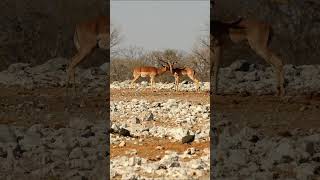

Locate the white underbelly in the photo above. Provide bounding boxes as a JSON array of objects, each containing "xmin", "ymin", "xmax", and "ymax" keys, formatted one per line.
[{"xmin": 140, "ymin": 73, "xmax": 150, "ymax": 77}]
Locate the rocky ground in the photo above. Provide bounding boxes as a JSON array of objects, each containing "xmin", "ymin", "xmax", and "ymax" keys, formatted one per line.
[
  {"xmin": 212, "ymin": 113, "xmax": 320, "ymax": 180},
  {"xmin": 110, "ymin": 89, "xmax": 210, "ymax": 179},
  {"xmin": 0, "ymin": 58, "xmax": 320, "ymax": 179},
  {"xmin": 215, "ymin": 60, "xmax": 320, "ymax": 96},
  {"xmin": 0, "ymin": 57, "xmax": 108, "ymax": 179},
  {"xmin": 210, "ymin": 61, "xmax": 320, "ymax": 179}
]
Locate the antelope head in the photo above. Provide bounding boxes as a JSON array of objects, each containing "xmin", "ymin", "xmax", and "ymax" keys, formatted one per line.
[
  {"xmin": 169, "ymin": 61, "xmax": 178, "ymax": 74},
  {"xmin": 158, "ymin": 59, "xmax": 176, "ymax": 73}
]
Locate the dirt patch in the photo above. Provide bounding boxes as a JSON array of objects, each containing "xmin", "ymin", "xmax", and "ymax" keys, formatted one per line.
[
  {"xmin": 213, "ymin": 94, "xmax": 320, "ymax": 135},
  {"xmin": 0, "ymin": 86, "xmax": 107, "ymax": 127},
  {"xmin": 111, "ymin": 88, "xmax": 209, "ymax": 103},
  {"xmin": 111, "ymin": 137, "xmax": 209, "ymax": 160}
]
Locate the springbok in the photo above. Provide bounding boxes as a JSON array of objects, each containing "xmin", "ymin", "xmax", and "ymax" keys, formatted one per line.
[
  {"xmin": 170, "ymin": 63, "xmax": 200, "ymax": 91},
  {"xmin": 131, "ymin": 60, "xmax": 172, "ymax": 90},
  {"xmin": 211, "ymin": 17, "xmax": 285, "ymax": 96},
  {"xmin": 66, "ymin": 15, "xmax": 109, "ymax": 95}
]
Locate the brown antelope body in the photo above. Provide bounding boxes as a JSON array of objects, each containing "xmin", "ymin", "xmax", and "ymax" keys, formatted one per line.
[
  {"xmin": 211, "ymin": 17, "xmax": 285, "ymax": 96},
  {"xmin": 171, "ymin": 67, "xmax": 200, "ymax": 91},
  {"xmin": 66, "ymin": 16, "xmax": 109, "ymax": 95},
  {"xmin": 131, "ymin": 65, "xmax": 170, "ymax": 89}
]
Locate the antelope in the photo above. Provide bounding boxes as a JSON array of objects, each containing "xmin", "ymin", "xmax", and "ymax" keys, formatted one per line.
[
  {"xmin": 170, "ymin": 63, "xmax": 200, "ymax": 91},
  {"xmin": 66, "ymin": 15, "xmax": 109, "ymax": 95},
  {"xmin": 131, "ymin": 60, "xmax": 172, "ymax": 90},
  {"xmin": 211, "ymin": 17, "xmax": 285, "ymax": 96}
]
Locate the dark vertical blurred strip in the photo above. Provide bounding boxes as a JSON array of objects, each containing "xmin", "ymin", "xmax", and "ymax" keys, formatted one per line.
[
  {"xmin": 106, "ymin": 0, "xmax": 111, "ymax": 179},
  {"xmin": 210, "ymin": 0, "xmax": 215, "ymax": 179}
]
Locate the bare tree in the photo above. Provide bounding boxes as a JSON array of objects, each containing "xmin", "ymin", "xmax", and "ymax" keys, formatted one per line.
[
  {"xmin": 193, "ymin": 35, "xmax": 210, "ymax": 64},
  {"xmin": 110, "ymin": 22, "xmax": 123, "ymax": 56},
  {"xmin": 190, "ymin": 34, "xmax": 210, "ymax": 80},
  {"xmin": 145, "ymin": 49, "xmax": 183, "ymax": 68},
  {"xmin": 118, "ymin": 45, "xmax": 145, "ymax": 60}
]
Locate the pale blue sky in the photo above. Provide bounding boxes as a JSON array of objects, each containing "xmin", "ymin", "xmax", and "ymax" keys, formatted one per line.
[{"xmin": 111, "ymin": 0, "xmax": 209, "ymax": 52}]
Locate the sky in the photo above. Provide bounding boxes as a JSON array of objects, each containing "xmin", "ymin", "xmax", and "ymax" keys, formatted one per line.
[{"xmin": 111, "ymin": 0, "xmax": 209, "ymax": 53}]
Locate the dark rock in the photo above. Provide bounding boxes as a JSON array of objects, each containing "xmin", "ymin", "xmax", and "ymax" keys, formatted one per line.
[
  {"xmin": 81, "ymin": 130, "xmax": 95, "ymax": 138},
  {"xmin": 249, "ymin": 135, "xmax": 260, "ymax": 143},
  {"xmin": 182, "ymin": 134, "xmax": 195, "ymax": 144},
  {"xmin": 119, "ymin": 128, "xmax": 131, "ymax": 137},
  {"xmin": 314, "ymin": 166, "xmax": 320, "ymax": 175}
]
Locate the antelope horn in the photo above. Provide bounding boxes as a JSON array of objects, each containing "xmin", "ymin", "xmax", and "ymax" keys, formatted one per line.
[
  {"xmin": 158, "ymin": 59, "xmax": 171, "ymax": 68},
  {"xmin": 156, "ymin": 57, "xmax": 173, "ymax": 73}
]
